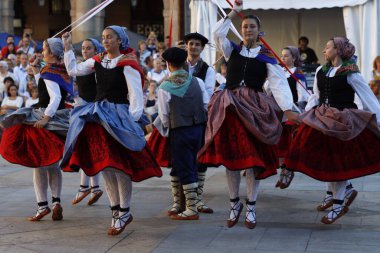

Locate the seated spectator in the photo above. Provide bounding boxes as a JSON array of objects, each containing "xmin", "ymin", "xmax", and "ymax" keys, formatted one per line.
[
  {"xmin": 370, "ymin": 80, "xmax": 380, "ymax": 103},
  {"xmin": 298, "ymin": 36, "xmax": 318, "ymax": 65},
  {"xmin": 2, "ymin": 43, "xmax": 17, "ymax": 59},
  {"xmin": 371, "ymin": 55, "xmax": 380, "ymax": 81},
  {"xmin": 25, "ymin": 86, "xmax": 39, "ymax": 107},
  {"xmin": 144, "ymin": 55, "xmax": 154, "ymax": 72},
  {"xmin": 13, "ymin": 52, "xmax": 29, "ymax": 86},
  {"xmin": 20, "ymin": 74, "xmax": 37, "ymax": 102},
  {"xmin": 147, "ymin": 58, "xmax": 168, "ymax": 85},
  {"xmin": 0, "ymin": 62, "xmax": 16, "ymax": 100},
  {"xmin": 1, "ymin": 35, "xmax": 19, "ymax": 57},
  {"xmin": 0, "ymin": 83, "xmax": 23, "ymax": 116},
  {"xmin": 144, "ymin": 80, "xmax": 158, "ymax": 122},
  {"xmin": 215, "ymin": 60, "xmax": 227, "ymax": 89}
]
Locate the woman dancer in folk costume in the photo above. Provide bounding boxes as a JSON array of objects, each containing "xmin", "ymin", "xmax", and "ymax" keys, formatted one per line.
[
  {"xmin": 198, "ymin": 0, "xmax": 300, "ymax": 229},
  {"xmin": 0, "ymin": 38, "xmax": 72, "ymax": 221},
  {"xmin": 285, "ymin": 37, "xmax": 380, "ymax": 224},
  {"xmin": 71, "ymin": 38, "xmax": 104, "ymax": 206},
  {"xmin": 268, "ymin": 46, "xmax": 309, "ymax": 189},
  {"xmin": 61, "ymin": 26, "xmax": 162, "ymax": 236}
]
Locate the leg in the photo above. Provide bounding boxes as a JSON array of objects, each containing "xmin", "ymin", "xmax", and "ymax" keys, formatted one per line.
[
  {"xmin": 102, "ymin": 168, "xmax": 120, "ymax": 232},
  {"xmin": 72, "ymin": 170, "xmax": 91, "ymax": 205},
  {"xmin": 226, "ymin": 169, "xmax": 243, "ymax": 228},
  {"xmin": 108, "ymin": 171, "xmax": 133, "ymax": 236},
  {"xmin": 47, "ymin": 163, "xmax": 63, "ymax": 221},
  {"xmin": 196, "ymin": 165, "xmax": 213, "ymax": 213},
  {"xmin": 170, "ymin": 126, "xmax": 200, "ymax": 220},
  {"xmin": 167, "ymin": 176, "xmax": 182, "ymax": 216},
  {"xmin": 29, "ymin": 167, "xmax": 51, "ymax": 221},
  {"xmin": 87, "ymin": 173, "xmax": 103, "ymax": 205},
  {"xmin": 245, "ymin": 168, "xmax": 260, "ymax": 229},
  {"xmin": 321, "ymin": 181, "xmax": 348, "ymax": 224}
]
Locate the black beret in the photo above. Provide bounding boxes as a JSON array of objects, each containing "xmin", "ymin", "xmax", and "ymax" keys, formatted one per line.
[
  {"xmin": 162, "ymin": 47, "xmax": 188, "ymax": 65},
  {"xmin": 184, "ymin": 32, "xmax": 208, "ymax": 46}
]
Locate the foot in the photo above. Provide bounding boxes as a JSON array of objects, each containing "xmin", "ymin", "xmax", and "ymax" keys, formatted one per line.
[
  {"xmin": 316, "ymin": 193, "xmax": 333, "ymax": 211},
  {"xmin": 275, "ymin": 168, "xmax": 294, "ymax": 189},
  {"xmin": 344, "ymin": 188, "xmax": 358, "ymax": 208},
  {"xmin": 28, "ymin": 207, "xmax": 51, "ymax": 222},
  {"xmin": 72, "ymin": 188, "xmax": 91, "ymax": 205},
  {"xmin": 197, "ymin": 203, "xmax": 214, "ymax": 214},
  {"xmin": 245, "ymin": 204, "xmax": 257, "ymax": 229},
  {"xmin": 108, "ymin": 213, "xmax": 133, "ymax": 236},
  {"xmin": 227, "ymin": 201, "xmax": 243, "ymax": 228},
  {"xmin": 167, "ymin": 206, "xmax": 181, "ymax": 216},
  {"xmin": 321, "ymin": 206, "xmax": 348, "ymax": 224},
  {"xmin": 87, "ymin": 189, "xmax": 103, "ymax": 206},
  {"xmin": 52, "ymin": 203, "xmax": 63, "ymax": 221}
]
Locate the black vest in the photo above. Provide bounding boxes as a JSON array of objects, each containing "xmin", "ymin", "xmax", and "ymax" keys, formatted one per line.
[
  {"xmin": 187, "ymin": 60, "xmax": 209, "ymax": 81},
  {"xmin": 169, "ymin": 77, "xmax": 207, "ymax": 129},
  {"xmin": 77, "ymin": 72, "xmax": 97, "ymax": 102},
  {"xmin": 34, "ymin": 78, "xmax": 67, "ymax": 110},
  {"xmin": 226, "ymin": 49, "xmax": 267, "ymax": 91},
  {"xmin": 317, "ymin": 70, "xmax": 357, "ymax": 110},
  {"xmin": 94, "ymin": 61, "xmax": 129, "ymax": 104},
  {"xmin": 287, "ymin": 77, "xmax": 298, "ymax": 103}
]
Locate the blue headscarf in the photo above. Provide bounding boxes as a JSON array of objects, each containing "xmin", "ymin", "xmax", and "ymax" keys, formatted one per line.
[
  {"xmin": 105, "ymin": 25, "xmax": 129, "ymax": 50},
  {"xmin": 86, "ymin": 38, "xmax": 104, "ymax": 53},
  {"xmin": 47, "ymin": 38, "xmax": 64, "ymax": 59}
]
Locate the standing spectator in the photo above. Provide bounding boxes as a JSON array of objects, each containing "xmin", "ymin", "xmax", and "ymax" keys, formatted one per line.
[
  {"xmin": 137, "ymin": 40, "xmax": 151, "ymax": 67},
  {"xmin": 14, "ymin": 52, "xmax": 29, "ymax": 90},
  {"xmin": 147, "ymin": 58, "xmax": 168, "ymax": 85},
  {"xmin": 18, "ymin": 35, "xmax": 36, "ymax": 57},
  {"xmin": 298, "ymin": 36, "xmax": 318, "ymax": 65},
  {"xmin": 371, "ymin": 55, "xmax": 380, "ymax": 81},
  {"xmin": 146, "ymin": 31, "xmax": 158, "ymax": 55},
  {"xmin": 370, "ymin": 80, "xmax": 380, "ymax": 103},
  {"xmin": 25, "ymin": 85, "xmax": 39, "ymax": 107}
]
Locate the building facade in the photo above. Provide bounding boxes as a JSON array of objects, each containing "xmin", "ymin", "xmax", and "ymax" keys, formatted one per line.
[{"xmin": 0, "ymin": 0, "xmax": 190, "ymax": 45}]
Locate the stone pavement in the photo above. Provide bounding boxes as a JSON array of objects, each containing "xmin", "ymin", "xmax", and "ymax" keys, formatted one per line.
[{"xmin": 0, "ymin": 157, "xmax": 380, "ymax": 253}]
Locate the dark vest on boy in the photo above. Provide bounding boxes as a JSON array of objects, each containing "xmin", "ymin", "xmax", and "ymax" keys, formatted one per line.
[
  {"xmin": 169, "ymin": 77, "xmax": 207, "ymax": 129},
  {"xmin": 77, "ymin": 72, "xmax": 97, "ymax": 102},
  {"xmin": 34, "ymin": 78, "xmax": 67, "ymax": 110},
  {"xmin": 94, "ymin": 61, "xmax": 129, "ymax": 104},
  {"xmin": 226, "ymin": 49, "xmax": 267, "ymax": 91},
  {"xmin": 317, "ymin": 70, "xmax": 357, "ymax": 110},
  {"xmin": 186, "ymin": 60, "xmax": 209, "ymax": 82}
]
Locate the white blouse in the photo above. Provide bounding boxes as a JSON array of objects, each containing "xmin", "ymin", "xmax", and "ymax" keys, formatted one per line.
[
  {"xmin": 213, "ymin": 18, "xmax": 293, "ymax": 111},
  {"xmin": 64, "ymin": 50, "xmax": 144, "ymax": 121},
  {"xmin": 186, "ymin": 60, "xmax": 216, "ymax": 98},
  {"xmin": 34, "ymin": 73, "xmax": 62, "ymax": 117},
  {"xmin": 306, "ymin": 65, "xmax": 380, "ymax": 124},
  {"xmin": 1, "ymin": 96, "xmax": 23, "ymax": 108}
]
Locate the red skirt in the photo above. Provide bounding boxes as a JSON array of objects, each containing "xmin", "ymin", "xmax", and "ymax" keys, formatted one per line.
[
  {"xmin": 284, "ymin": 124, "xmax": 380, "ymax": 181},
  {"xmin": 147, "ymin": 128, "xmax": 172, "ymax": 167},
  {"xmin": 198, "ymin": 109, "xmax": 278, "ymax": 179},
  {"xmin": 62, "ymin": 122, "xmax": 162, "ymax": 182},
  {"xmin": 275, "ymin": 121, "xmax": 298, "ymax": 158},
  {"xmin": 0, "ymin": 124, "xmax": 64, "ymax": 167}
]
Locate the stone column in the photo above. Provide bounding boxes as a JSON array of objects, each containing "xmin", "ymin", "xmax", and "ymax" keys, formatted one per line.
[
  {"xmin": 163, "ymin": 0, "xmax": 182, "ymax": 44},
  {"xmin": 0, "ymin": 0, "xmax": 15, "ymax": 34},
  {"xmin": 70, "ymin": 0, "xmax": 105, "ymax": 43}
]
